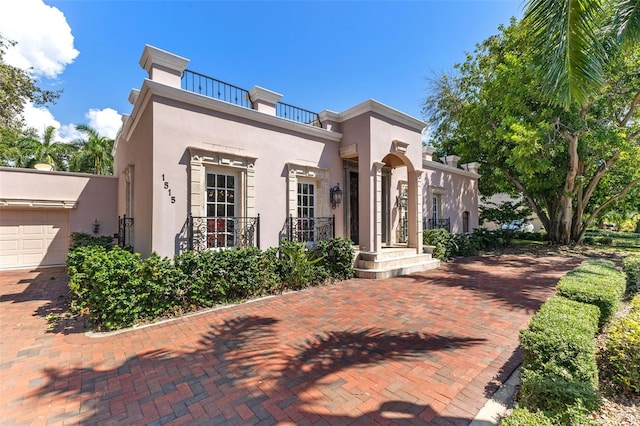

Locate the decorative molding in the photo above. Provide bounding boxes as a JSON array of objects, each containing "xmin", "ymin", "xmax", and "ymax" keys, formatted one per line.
[
  {"xmin": 188, "ymin": 147, "xmax": 256, "ymax": 170},
  {"xmin": 392, "ymin": 139, "xmax": 409, "ymax": 153},
  {"xmin": 422, "ymin": 159, "xmax": 480, "ymax": 179},
  {"xmin": 139, "ymin": 45, "xmax": 189, "ymax": 75},
  {"xmin": 339, "ymin": 144, "xmax": 358, "ymax": 159},
  {"xmin": 338, "ymin": 99, "xmax": 425, "ymax": 131},
  {"xmin": 248, "ymin": 86, "xmax": 283, "ymax": 105},
  {"xmin": 131, "ymin": 79, "xmax": 343, "ymax": 143},
  {"xmin": 0, "ymin": 199, "xmax": 77, "ymax": 209}
]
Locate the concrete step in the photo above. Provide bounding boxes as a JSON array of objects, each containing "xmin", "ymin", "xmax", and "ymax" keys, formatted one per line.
[
  {"xmin": 354, "ymin": 258, "xmax": 440, "ymax": 279},
  {"xmin": 356, "ymin": 253, "xmax": 434, "ymax": 270}
]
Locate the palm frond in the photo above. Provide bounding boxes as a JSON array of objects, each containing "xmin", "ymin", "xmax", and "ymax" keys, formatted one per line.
[
  {"xmin": 524, "ymin": 0, "xmax": 608, "ymax": 109},
  {"xmin": 614, "ymin": 0, "xmax": 640, "ymax": 47}
]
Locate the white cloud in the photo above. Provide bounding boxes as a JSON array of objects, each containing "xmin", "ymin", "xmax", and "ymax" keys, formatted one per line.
[
  {"xmin": 0, "ymin": 0, "xmax": 79, "ymax": 78},
  {"xmin": 21, "ymin": 104, "xmax": 123, "ymax": 143},
  {"xmin": 86, "ymin": 108, "xmax": 122, "ymax": 140}
]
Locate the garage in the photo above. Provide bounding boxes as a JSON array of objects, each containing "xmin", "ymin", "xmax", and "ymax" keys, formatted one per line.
[{"xmin": 0, "ymin": 209, "xmax": 70, "ymax": 269}]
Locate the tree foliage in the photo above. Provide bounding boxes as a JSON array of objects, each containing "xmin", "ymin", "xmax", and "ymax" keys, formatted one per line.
[
  {"xmin": 523, "ymin": 0, "xmax": 640, "ymax": 109},
  {"xmin": 423, "ymin": 18, "xmax": 640, "ymax": 244},
  {"xmin": 0, "ymin": 36, "xmax": 59, "ymax": 131},
  {"xmin": 70, "ymin": 124, "xmax": 114, "ymax": 175}
]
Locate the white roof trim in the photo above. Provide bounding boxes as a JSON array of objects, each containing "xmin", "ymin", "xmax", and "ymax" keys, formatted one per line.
[
  {"xmin": 423, "ymin": 160, "xmax": 480, "ymax": 179},
  {"xmin": 133, "ymin": 79, "xmax": 343, "ymax": 143},
  {"xmin": 0, "ymin": 199, "xmax": 78, "ymax": 209},
  {"xmin": 338, "ymin": 99, "xmax": 425, "ymax": 131}
]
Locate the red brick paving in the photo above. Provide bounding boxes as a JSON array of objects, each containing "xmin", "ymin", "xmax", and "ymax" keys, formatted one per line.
[{"xmin": 0, "ymin": 254, "xmax": 580, "ymax": 425}]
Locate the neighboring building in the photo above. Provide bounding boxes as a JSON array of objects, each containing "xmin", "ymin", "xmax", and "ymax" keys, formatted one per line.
[
  {"xmin": 0, "ymin": 45, "xmax": 480, "ymax": 277},
  {"xmin": 479, "ymin": 193, "xmax": 543, "ymax": 232}
]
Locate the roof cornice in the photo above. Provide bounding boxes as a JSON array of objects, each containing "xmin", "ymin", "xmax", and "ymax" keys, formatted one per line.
[
  {"xmin": 134, "ymin": 79, "xmax": 343, "ymax": 143},
  {"xmin": 338, "ymin": 99, "xmax": 425, "ymax": 131},
  {"xmin": 422, "ymin": 160, "xmax": 480, "ymax": 179}
]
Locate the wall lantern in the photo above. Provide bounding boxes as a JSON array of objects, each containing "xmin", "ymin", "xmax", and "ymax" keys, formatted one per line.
[
  {"xmin": 93, "ymin": 219, "xmax": 100, "ymax": 234},
  {"xmin": 396, "ymin": 193, "xmax": 408, "ymax": 210},
  {"xmin": 330, "ymin": 183, "xmax": 343, "ymax": 209}
]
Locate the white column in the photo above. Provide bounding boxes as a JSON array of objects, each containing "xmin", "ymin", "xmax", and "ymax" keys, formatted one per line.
[{"xmin": 373, "ymin": 161, "xmax": 386, "ymax": 253}]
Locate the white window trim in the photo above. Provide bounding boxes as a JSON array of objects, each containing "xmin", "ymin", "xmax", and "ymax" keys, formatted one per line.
[{"xmin": 286, "ymin": 163, "xmax": 330, "ymax": 218}]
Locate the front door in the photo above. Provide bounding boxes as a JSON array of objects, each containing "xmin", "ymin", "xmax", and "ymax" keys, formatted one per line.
[{"xmin": 349, "ymin": 171, "xmax": 359, "ymax": 245}]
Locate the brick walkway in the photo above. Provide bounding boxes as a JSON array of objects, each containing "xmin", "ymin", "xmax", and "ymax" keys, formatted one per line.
[{"xmin": 0, "ymin": 255, "xmax": 580, "ymax": 425}]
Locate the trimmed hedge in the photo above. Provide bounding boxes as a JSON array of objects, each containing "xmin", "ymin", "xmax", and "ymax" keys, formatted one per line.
[
  {"xmin": 67, "ymin": 237, "xmax": 354, "ymax": 331},
  {"xmin": 500, "ymin": 407, "xmax": 553, "ymax": 426},
  {"xmin": 556, "ymin": 259, "xmax": 626, "ymax": 328},
  {"xmin": 598, "ymin": 294, "xmax": 640, "ymax": 394},
  {"xmin": 519, "ymin": 296, "xmax": 601, "ymax": 419},
  {"xmin": 622, "ymin": 254, "xmax": 640, "ymax": 294}
]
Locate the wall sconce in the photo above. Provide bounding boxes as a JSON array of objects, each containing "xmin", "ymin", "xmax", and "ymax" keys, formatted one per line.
[
  {"xmin": 396, "ymin": 193, "xmax": 408, "ymax": 209},
  {"xmin": 93, "ymin": 219, "xmax": 100, "ymax": 234},
  {"xmin": 330, "ymin": 183, "xmax": 343, "ymax": 209}
]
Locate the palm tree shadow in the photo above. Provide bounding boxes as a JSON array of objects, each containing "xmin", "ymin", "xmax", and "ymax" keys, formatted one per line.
[
  {"xmin": 279, "ymin": 327, "xmax": 486, "ymax": 392},
  {"xmin": 27, "ymin": 315, "xmax": 488, "ymax": 424}
]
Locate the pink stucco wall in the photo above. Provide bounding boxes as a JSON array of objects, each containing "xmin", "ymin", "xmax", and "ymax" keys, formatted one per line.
[{"xmin": 0, "ymin": 167, "xmax": 118, "ymax": 236}]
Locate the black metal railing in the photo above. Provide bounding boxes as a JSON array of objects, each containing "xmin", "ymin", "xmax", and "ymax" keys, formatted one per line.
[
  {"xmin": 117, "ymin": 215, "xmax": 134, "ymax": 249},
  {"xmin": 426, "ymin": 218, "xmax": 451, "ymax": 232},
  {"xmin": 287, "ymin": 216, "xmax": 335, "ymax": 244},
  {"xmin": 181, "ymin": 69, "xmax": 322, "ymax": 128},
  {"xmin": 181, "ymin": 70, "xmax": 252, "ymax": 108},
  {"xmin": 276, "ymin": 102, "xmax": 321, "ymax": 128},
  {"xmin": 190, "ymin": 215, "xmax": 260, "ymax": 251}
]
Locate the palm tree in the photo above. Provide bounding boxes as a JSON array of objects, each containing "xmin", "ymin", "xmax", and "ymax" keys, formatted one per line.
[
  {"xmin": 18, "ymin": 125, "xmax": 74, "ymax": 170},
  {"xmin": 523, "ymin": 0, "xmax": 640, "ymax": 109},
  {"xmin": 70, "ymin": 124, "xmax": 114, "ymax": 175}
]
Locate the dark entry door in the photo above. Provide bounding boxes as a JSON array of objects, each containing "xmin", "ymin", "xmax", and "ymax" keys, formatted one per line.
[{"xmin": 349, "ymin": 171, "xmax": 359, "ymax": 245}]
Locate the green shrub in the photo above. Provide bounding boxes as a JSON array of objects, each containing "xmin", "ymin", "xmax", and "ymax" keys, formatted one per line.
[
  {"xmin": 622, "ymin": 255, "xmax": 640, "ymax": 294},
  {"xmin": 423, "ymin": 228, "xmax": 455, "ymax": 260},
  {"xmin": 314, "ymin": 238, "xmax": 355, "ymax": 281},
  {"xmin": 451, "ymin": 233, "xmax": 479, "ymax": 256},
  {"xmin": 69, "ymin": 232, "xmax": 114, "ymax": 251},
  {"xmin": 598, "ymin": 294, "xmax": 640, "ymax": 394},
  {"xmin": 556, "ymin": 260, "xmax": 626, "ymax": 328},
  {"xmin": 500, "ymin": 406, "xmax": 553, "ymax": 426},
  {"xmin": 519, "ymin": 296, "xmax": 600, "ymax": 416},
  {"xmin": 72, "ymin": 246, "xmax": 145, "ymax": 330},
  {"xmin": 596, "ymin": 236, "xmax": 613, "ymax": 245},
  {"xmin": 278, "ymin": 240, "xmax": 323, "ymax": 289},
  {"xmin": 470, "ymin": 227, "xmax": 503, "ymax": 251}
]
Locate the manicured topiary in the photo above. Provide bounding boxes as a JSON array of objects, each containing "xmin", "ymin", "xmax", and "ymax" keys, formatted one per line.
[{"xmin": 556, "ymin": 259, "xmax": 626, "ymax": 328}]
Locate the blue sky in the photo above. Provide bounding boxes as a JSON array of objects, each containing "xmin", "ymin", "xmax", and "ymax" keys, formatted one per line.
[{"xmin": 2, "ymin": 0, "xmax": 523, "ymax": 141}]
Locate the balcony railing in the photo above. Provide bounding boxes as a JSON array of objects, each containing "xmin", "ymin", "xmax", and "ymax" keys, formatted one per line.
[
  {"xmin": 276, "ymin": 102, "xmax": 321, "ymax": 128},
  {"xmin": 287, "ymin": 216, "xmax": 335, "ymax": 244},
  {"xmin": 181, "ymin": 70, "xmax": 252, "ymax": 108},
  {"xmin": 181, "ymin": 69, "xmax": 321, "ymax": 128},
  {"xmin": 190, "ymin": 215, "xmax": 260, "ymax": 251},
  {"xmin": 426, "ymin": 218, "xmax": 451, "ymax": 232}
]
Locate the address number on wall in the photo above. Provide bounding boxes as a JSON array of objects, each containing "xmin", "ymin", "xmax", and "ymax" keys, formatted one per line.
[{"xmin": 161, "ymin": 174, "xmax": 176, "ymax": 204}]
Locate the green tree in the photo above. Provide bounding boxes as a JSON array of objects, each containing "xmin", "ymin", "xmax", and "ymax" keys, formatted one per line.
[
  {"xmin": 18, "ymin": 125, "xmax": 75, "ymax": 170},
  {"xmin": 70, "ymin": 124, "xmax": 114, "ymax": 175},
  {"xmin": 0, "ymin": 36, "xmax": 59, "ymax": 131},
  {"xmin": 523, "ymin": 0, "xmax": 640, "ymax": 109},
  {"xmin": 424, "ymin": 19, "xmax": 640, "ymax": 244}
]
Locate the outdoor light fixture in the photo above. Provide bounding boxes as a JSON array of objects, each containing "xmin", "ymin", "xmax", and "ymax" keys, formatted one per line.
[
  {"xmin": 330, "ymin": 183, "xmax": 343, "ymax": 209},
  {"xmin": 93, "ymin": 219, "xmax": 100, "ymax": 234},
  {"xmin": 396, "ymin": 193, "xmax": 408, "ymax": 209}
]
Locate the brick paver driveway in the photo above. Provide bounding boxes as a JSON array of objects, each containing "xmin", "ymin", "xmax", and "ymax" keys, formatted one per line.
[{"xmin": 0, "ymin": 254, "xmax": 580, "ymax": 425}]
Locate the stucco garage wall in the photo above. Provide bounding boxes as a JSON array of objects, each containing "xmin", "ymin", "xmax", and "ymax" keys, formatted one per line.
[{"xmin": 0, "ymin": 168, "xmax": 118, "ymax": 269}]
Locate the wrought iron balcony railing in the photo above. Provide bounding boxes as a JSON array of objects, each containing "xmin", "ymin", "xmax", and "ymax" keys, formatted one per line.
[
  {"xmin": 426, "ymin": 218, "xmax": 451, "ymax": 232},
  {"xmin": 181, "ymin": 70, "xmax": 252, "ymax": 108},
  {"xmin": 276, "ymin": 102, "xmax": 321, "ymax": 128},
  {"xmin": 190, "ymin": 215, "xmax": 260, "ymax": 251},
  {"xmin": 181, "ymin": 69, "xmax": 321, "ymax": 128},
  {"xmin": 287, "ymin": 216, "xmax": 335, "ymax": 244}
]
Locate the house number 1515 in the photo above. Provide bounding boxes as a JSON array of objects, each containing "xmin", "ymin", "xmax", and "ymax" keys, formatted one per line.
[{"xmin": 161, "ymin": 174, "xmax": 176, "ymax": 204}]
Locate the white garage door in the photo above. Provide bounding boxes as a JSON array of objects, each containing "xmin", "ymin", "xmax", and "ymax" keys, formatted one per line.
[{"xmin": 0, "ymin": 209, "xmax": 69, "ymax": 269}]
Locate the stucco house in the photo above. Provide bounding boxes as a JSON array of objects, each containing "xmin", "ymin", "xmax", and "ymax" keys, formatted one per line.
[{"xmin": 0, "ymin": 45, "xmax": 480, "ymax": 277}]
